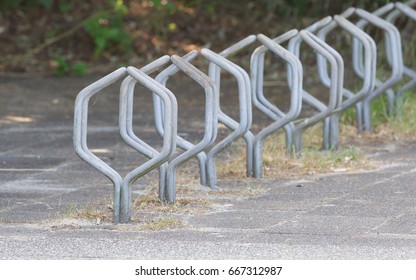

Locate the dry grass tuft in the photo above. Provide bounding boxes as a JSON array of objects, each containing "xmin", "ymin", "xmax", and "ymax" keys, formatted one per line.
[{"xmin": 140, "ymin": 216, "xmax": 183, "ymax": 231}]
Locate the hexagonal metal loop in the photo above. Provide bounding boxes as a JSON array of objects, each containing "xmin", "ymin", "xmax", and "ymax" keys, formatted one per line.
[
  {"xmin": 118, "ymin": 63, "xmax": 178, "ymax": 223},
  {"xmin": 353, "ymin": 5, "xmax": 404, "ymax": 131},
  {"xmin": 386, "ymin": 2, "xmax": 416, "ymax": 113},
  {"xmin": 160, "ymin": 54, "xmax": 219, "ymax": 203},
  {"xmin": 152, "ymin": 51, "xmax": 210, "ymax": 195},
  {"xmin": 314, "ymin": 11, "xmax": 376, "ymax": 149},
  {"xmin": 73, "ymin": 67, "xmax": 127, "ymax": 223},
  {"xmin": 288, "ymin": 30, "xmax": 344, "ymax": 153},
  {"xmin": 74, "ymin": 59, "xmax": 179, "ymax": 224},
  {"xmin": 201, "ymin": 48, "xmax": 252, "ymax": 188},
  {"xmin": 251, "ymin": 32, "xmax": 303, "ymax": 177}
]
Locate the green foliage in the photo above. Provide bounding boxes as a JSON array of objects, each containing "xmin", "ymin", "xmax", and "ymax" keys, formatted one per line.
[
  {"xmin": 151, "ymin": 0, "xmax": 176, "ymax": 12},
  {"xmin": 37, "ymin": 0, "xmax": 53, "ymax": 9},
  {"xmin": 144, "ymin": 0, "xmax": 176, "ymax": 42},
  {"xmin": 393, "ymin": 91, "xmax": 416, "ymax": 134},
  {"xmin": 286, "ymin": 0, "xmax": 308, "ymax": 15},
  {"xmin": 144, "ymin": 0, "xmax": 216, "ymax": 39},
  {"xmin": 58, "ymin": 1, "xmax": 72, "ymax": 13},
  {"xmin": 370, "ymin": 95, "xmax": 391, "ymax": 126},
  {"xmin": 113, "ymin": 0, "xmax": 128, "ymax": 14},
  {"xmin": 340, "ymin": 106, "xmax": 358, "ymax": 126},
  {"xmin": 52, "ymin": 55, "xmax": 88, "ymax": 76},
  {"xmin": 72, "ymin": 62, "xmax": 89, "ymax": 75},
  {"xmin": 84, "ymin": 10, "xmax": 131, "ymax": 58}
]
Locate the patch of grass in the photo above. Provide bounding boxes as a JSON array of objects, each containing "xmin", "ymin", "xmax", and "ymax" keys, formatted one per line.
[
  {"xmin": 262, "ymin": 139, "xmax": 368, "ymax": 179},
  {"xmin": 217, "ymin": 123, "xmax": 372, "ymax": 180},
  {"xmin": 57, "ymin": 201, "xmax": 112, "ymax": 224},
  {"xmin": 133, "ymin": 195, "xmax": 211, "ymax": 215},
  {"xmin": 340, "ymin": 90, "xmax": 416, "ymax": 145},
  {"xmin": 391, "ymin": 91, "xmax": 416, "ymax": 137},
  {"xmin": 140, "ymin": 216, "xmax": 183, "ymax": 231},
  {"xmin": 219, "ymin": 87, "xmax": 416, "ymax": 180}
]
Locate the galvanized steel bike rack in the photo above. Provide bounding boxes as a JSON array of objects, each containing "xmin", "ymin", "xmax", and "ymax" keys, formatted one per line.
[
  {"xmin": 316, "ymin": 9, "xmax": 377, "ymax": 149},
  {"xmin": 74, "ymin": 67, "xmax": 127, "ymax": 223},
  {"xmin": 353, "ymin": 4, "xmax": 404, "ymax": 131},
  {"xmin": 152, "ymin": 51, "xmax": 208, "ymax": 192},
  {"xmin": 250, "ymin": 30, "xmax": 303, "ymax": 177},
  {"xmin": 202, "ymin": 47, "xmax": 253, "ymax": 188},
  {"xmin": 386, "ymin": 1, "xmax": 416, "ymax": 112},
  {"xmin": 290, "ymin": 30, "xmax": 344, "ymax": 153},
  {"xmin": 74, "ymin": 1, "xmax": 414, "ymax": 223},
  {"xmin": 119, "ymin": 57, "xmax": 178, "ymax": 223},
  {"xmin": 285, "ymin": 16, "xmax": 345, "ymax": 153},
  {"xmin": 206, "ymin": 35, "xmax": 257, "ymax": 183},
  {"xmin": 286, "ymin": 17, "xmax": 333, "ymax": 151},
  {"xmin": 155, "ymin": 54, "xmax": 219, "ymax": 203},
  {"xmin": 74, "ymin": 57, "xmax": 179, "ymax": 223},
  {"xmin": 120, "ymin": 70, "xmax": 170, "ymax": 208}
]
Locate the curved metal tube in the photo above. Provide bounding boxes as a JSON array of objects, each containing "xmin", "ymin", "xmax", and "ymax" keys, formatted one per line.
[
  {"xmin": 286, "ymin": 17, "xmax": 333, "ymax": 150},
  {"xmin": 119, "ymin": 56, "xmax": 173, "ymax": 203},
  {"xmin": 290, "ymin": 30, "xmax": 344, "ymax": 153},
  {"xmin": 201, "ymin": 48, "xmax": 252, "ymax": 187},
  {"xmin": 216, "ymin": 35, "xmax": 257, "ymax": 179},
  {"xmin": 152, "ymin": 50, "xmax": 210, "ymax": 189},
  {"xmin": 164, "ymin": 55, "xmax": 219, "ymax": 203},
  {"xmin": 73, "ymin": 67, "xmax": 127, "ymax": 223},
  {"xmin": 386, "ymin": 2, "xmax": 416, "ymax": 112},
  {"xmin": 251, "ymin": 33, "xmax": 303, "ymax": 177},
  {"xmin": 118, "ymin": 58, "xmax": 178, "ymax": 223},
  {"xmin": 251, "ymin": 29, "xmax": 300, "ymax": 151},
  {"xmin": 315, "ymin": 12, "xmax": 377, "ymax": 148},
  {"xmin": 353, "ymin": 5, "xmax": 403, "ymax": 130}
]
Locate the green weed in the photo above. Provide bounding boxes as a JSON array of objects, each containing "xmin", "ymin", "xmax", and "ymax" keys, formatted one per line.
[
  {"xmin": 52, "ymin": 55, "xmax": 88, "ymax": 76},
  {"xmin": 84, "ymin": 0, "xmax": 131, "ymax": 58},
  {"xmin": 84, "ymin": 10, "xmax": 132, "ymax": 58}
]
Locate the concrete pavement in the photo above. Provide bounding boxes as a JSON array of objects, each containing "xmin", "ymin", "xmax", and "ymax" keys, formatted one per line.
[{"xmin": 1, "ymin": 75, "xmax": 416, "ymax": 259}]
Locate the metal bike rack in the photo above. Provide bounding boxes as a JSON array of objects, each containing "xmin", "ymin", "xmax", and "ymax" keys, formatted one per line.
[
  {"xmin": 120, "ymin": 58, "xmax": 176, "ymax": 203},
  {"xmin": 290, "ymin": 29, "xmax": 344, "ymax": 153},
  {"xmin": 316, "ymin": 9, "xmax": 377, "ymax": 149},
  {"xmin": 286, "ymin": 16, "xmax": 344, "ymax": 153},
  {"xmin": 74, "ymin": 2, "xmax": 413, "ymax": 224},
  {"xmin": 152, "ymin": 51, "xmax": 209, "ymax": 191},
  {"xmin": 208, "ymin": 35, "xmax": 257, "ymax": 182},
  {"xmin": 250, "ymin": 30, "xmax": 303, "ymax": 177},
  {"xmin": 156, "ymin": 55, "xmax": 219, "ymax": 203},
  {"xmin": 251, "ymin": 30, "xmax": 300, "ymax": 151},
  {"xmin": 74, "ymin": 67, "xmax": 127, "ymax": 223},
  {"xmin": 386, "ymin": 1, "xmax": 416, "ymax": 112},
  {"xmin": 353, "ymin": 4, "xmax": 404, "ymax": 131},
  {"xmin": 202, "ymin": 47, "xmax": 253, "ymax": 188},
  {"xmin": 286, "ymin": 17, "xmax": 333, "ymax": 151},
  {"xmin": 118, "ymin": 57, "xmax": 178, "ymax": 223},
  {"xmin": 74, "ymin": 58, "xmax": 179, "ymax": 223}
]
